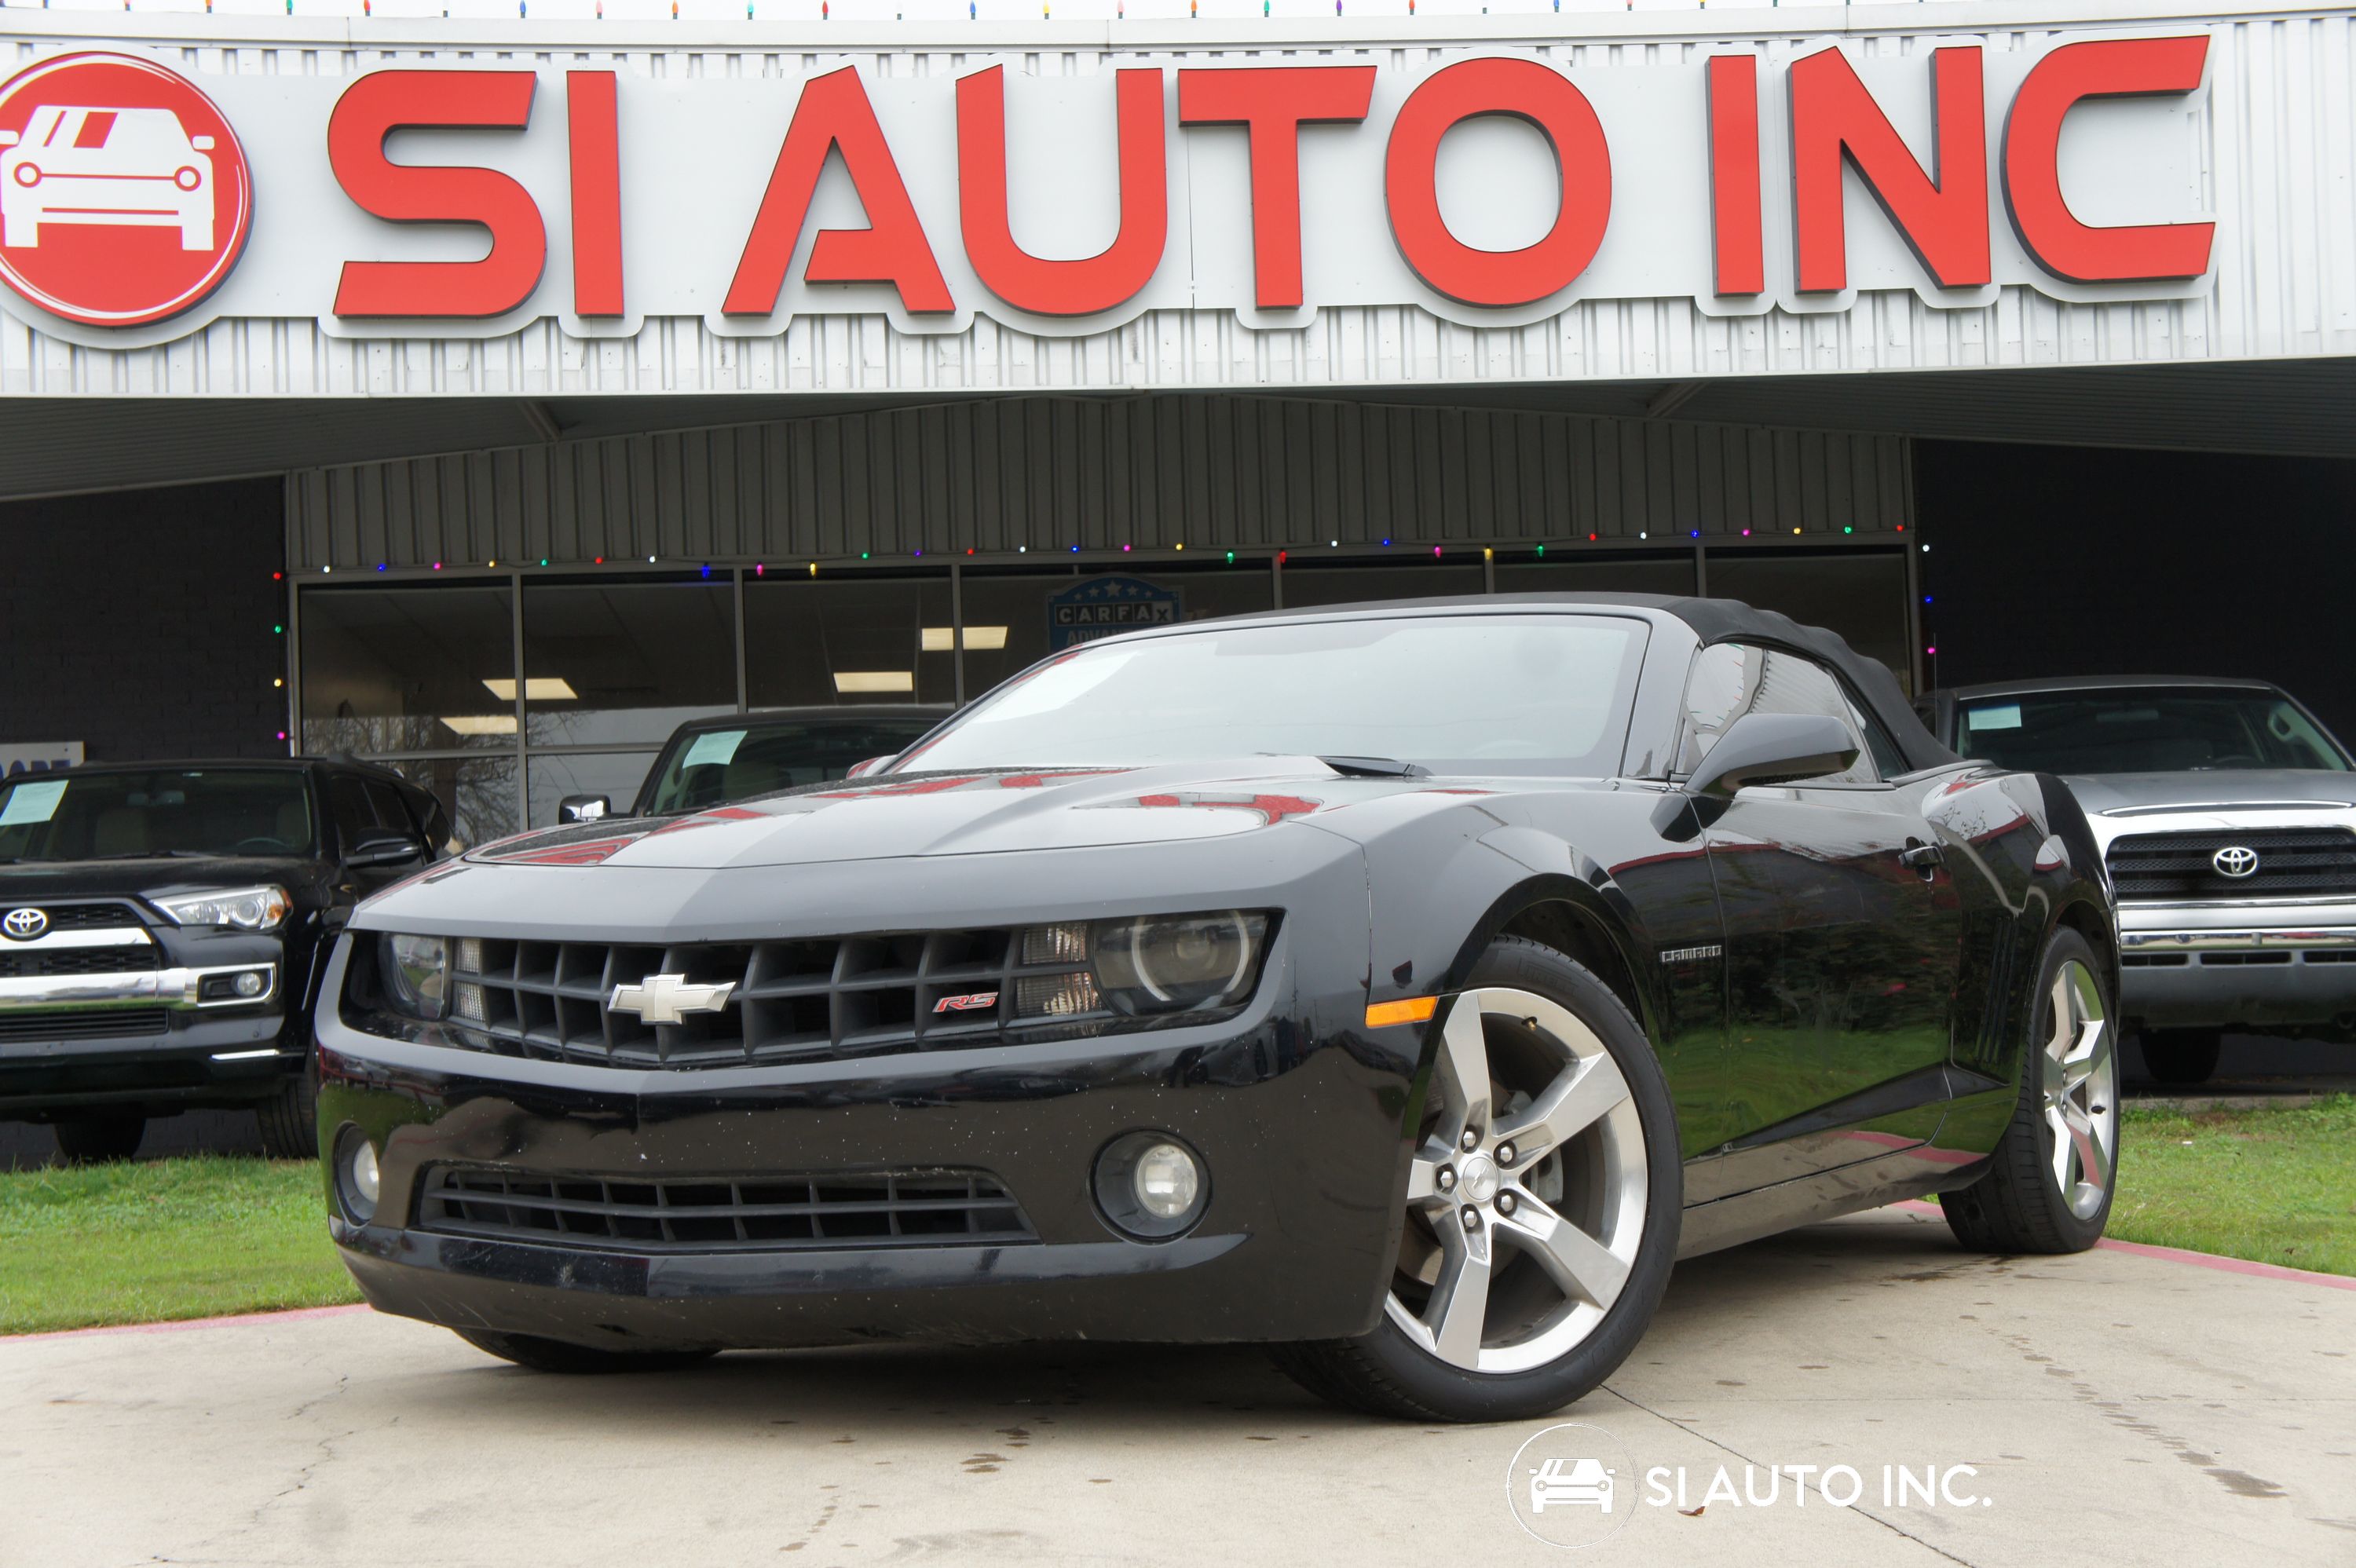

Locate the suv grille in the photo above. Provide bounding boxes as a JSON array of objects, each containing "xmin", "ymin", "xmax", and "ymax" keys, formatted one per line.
[
  {"xmin": 415, "ymin": 1165, "xmax": 1034, "ymax": 1253},
  {"xmin": 432, "ymin": 930, "xmax": 1113, "ymax": 1069},
  {"xmin": 2105, "ymin": 828, "xmax": 2356, "ymax": 901},
  {"xmin": 0, "ymin": 901, "xmax": 149, "ymax": 930},
  {"xmin": 0, "ymin": 943, "xmax": 159, "ymax": 978}
]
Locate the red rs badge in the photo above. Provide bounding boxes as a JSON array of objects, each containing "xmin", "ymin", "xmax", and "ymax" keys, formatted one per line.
[{"xmin": 932, "ymin": 992, "xmax": 1000, "ymax": 1014}]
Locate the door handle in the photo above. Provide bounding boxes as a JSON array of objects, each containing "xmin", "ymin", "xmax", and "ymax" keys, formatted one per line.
[{"xmin": 1899, "ymin": 842, "xmax": 1945, "ymax": 875}]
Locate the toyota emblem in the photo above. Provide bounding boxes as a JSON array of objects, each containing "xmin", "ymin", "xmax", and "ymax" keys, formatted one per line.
[
  {"xmin": 2212, "ymin": 846, "xmax": 2260, "ymax": 879},
  {"xmin": 2, "ymin": 907, "xmax": 49, "ymax": 940}
]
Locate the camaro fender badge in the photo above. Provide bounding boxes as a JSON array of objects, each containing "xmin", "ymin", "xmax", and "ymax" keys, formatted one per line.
[
  {"xmin": 932, "ymin": 991, "xmax": 1001, "ymax": 1014},
  {"xmin": 608, "ymin": 973, "xmax": 737, "ymax": 1025},
  {"xmin": 1659, "ymin": 944, "xmax": 1724, "ymax": 964}
]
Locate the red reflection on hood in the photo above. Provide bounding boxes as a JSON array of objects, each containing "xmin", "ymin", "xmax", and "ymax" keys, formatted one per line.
[
  {"xmin": 810, "ymin": 776, "xmax": 984, "ymax": 800},
  {"xmin": 643, "ymin": 805, "xmax": 767, "ymax": 839},
  {"xmin": 1133, "ymin": 791, "xmax": 1322, "ymax": 826},
  {"xmin": 997, "ymin": 769, "xmax": 1129, "ymax": 790},
  {"xmin": 483, "ymin": 834, "xmax": 642, "ymax": 866}
]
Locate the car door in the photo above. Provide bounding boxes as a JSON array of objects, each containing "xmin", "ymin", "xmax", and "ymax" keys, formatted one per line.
[{"xmin": 1681, "ymin": 642, "xmax": 1966, "ymax": 1196}]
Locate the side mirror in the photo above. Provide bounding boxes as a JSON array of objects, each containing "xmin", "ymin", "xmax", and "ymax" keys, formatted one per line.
[
  {"xmin": 191, "ymin": 134, "xmax": 216, "ymax": 151},
  {"xmin": 843, "ymin": 756, "xmax": 893, "ymax": 780},
  {"xmin": 1686, "ymin": 713, "xmax": 1861, "ymax": 799},
  {"xmin": 346, "ymin": 828, "xmax": 424, "ymax": 869},
  {"xmin": 558, "ymin": 793, "xmax": 611, "ymax": 823},
  {"xmin": 0, "ymin": 131, "xmax": 18, "ymax": 148}
]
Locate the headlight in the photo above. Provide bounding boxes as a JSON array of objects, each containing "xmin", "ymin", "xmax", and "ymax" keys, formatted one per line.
[
  {"xmin": 1012, "ymin": 911, "xmax": 1271, "ymax": 1022},
  {"xmin": 379, "ymin": 934, "xmax": 448, "ymax": 1021},
  {"xmin": 152, "ymin": 885, "xmax": 291, "ymax": 932}
]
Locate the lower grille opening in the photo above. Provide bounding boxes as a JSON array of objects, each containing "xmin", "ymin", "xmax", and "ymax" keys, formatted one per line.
[
  {"xmin": 2120, "ymin": 953, "xmax": 2191, "ymax": 968},
  {"xmin": 2199, "ymin": 951, "xmax": 2293, "ymax": 966},
  {"xmin": 415, "ymin": 1164, "xmax": 1037, "ymax": 1253},
  {"xmin": 0, "ymin": 1009, "xmax": 170, "ymax": 1042}
]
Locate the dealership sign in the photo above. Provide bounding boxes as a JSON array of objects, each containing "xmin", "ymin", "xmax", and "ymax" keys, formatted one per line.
[{"xmin": 0, "ymin": 32, "xmax": 2216, "ymax": 342}]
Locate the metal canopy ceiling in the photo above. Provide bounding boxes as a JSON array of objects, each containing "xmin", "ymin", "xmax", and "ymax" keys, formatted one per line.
[{"xmin": 0, "ymin": 358, "xmax": 2350, "ymax": 506}]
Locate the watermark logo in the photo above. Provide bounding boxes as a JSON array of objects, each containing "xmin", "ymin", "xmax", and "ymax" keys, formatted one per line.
[
  {"xmin": 1506, "ymin": 1424, "xmax": 1635, "ymax": 1549},
  {"xmin": 1506, "ymin": 1427, "xmax": 1996, "ymax": 1548}
]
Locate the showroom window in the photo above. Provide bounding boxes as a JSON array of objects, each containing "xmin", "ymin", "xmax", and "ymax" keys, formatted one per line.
[
  {"xmin": 959, "ymin": 564, "xmax": 1275, "ymax": 694},
  {"xmin": 744, "ymin": 573, "xmax": 957, "ymax": 708},
  {"xmin": 295, "ymin": 545, "xmax": 1913, "ymax": 836}
]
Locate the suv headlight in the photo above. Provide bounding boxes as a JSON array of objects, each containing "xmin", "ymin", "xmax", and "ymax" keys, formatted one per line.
[
  {"xmin": 152, "ymin": 885, "xmax": 291, "ymax": 932},
  {"xmin": 1012, "ymin": 911, "xmax": 1271, "ymax": 1022},
  {"xmin": 379, "ymin": 934, "xmax": 449, "ymax": 1021}
]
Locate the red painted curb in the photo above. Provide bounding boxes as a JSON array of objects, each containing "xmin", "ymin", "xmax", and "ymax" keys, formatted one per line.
[
  {"xmin": 2, "ymin": 1303, "xmax": 371, "ymax": 1344},
  {"xmin": 1890, "ymin": 1199, "xmax": 2356, "ymax": 1292}
]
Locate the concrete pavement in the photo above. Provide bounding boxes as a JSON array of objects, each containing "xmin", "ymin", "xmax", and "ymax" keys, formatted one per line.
[{"xmin": 2, "ymin": 1206, "xmax": 2351, "ymax": 1568}]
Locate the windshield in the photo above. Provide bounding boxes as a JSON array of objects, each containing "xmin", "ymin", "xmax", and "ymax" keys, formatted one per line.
[
  {"xmin": 898, "ymin": 614, "xmax": 1647, "ymax": 777},
  {"xmin": 1956, "ymin": 689, "xmax": 2353, "ymax": 774},
  {"xmin": 641, "ymin": 715, "xmax": 944, "ymax": 813},
  {"xmin": 0, "ymin": 769, "xmax": 317, "ymax": 861}
]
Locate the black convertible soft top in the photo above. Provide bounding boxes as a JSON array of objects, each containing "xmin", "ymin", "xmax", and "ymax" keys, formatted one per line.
[{"xmin": 1227, "ymin": 590, "xmax": 1960, "ymax": 777}]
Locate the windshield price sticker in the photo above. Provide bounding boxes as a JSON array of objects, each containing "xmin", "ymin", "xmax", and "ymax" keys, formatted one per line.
[
  {"xmin": 0, "ymin": 778, "xmax": 67, "ymax": 825},
  {"xmin": 681, "ymin": 729, "xmax": 748, "ymax": 769}
]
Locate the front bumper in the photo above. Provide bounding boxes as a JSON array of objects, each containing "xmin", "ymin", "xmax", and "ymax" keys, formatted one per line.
[
  {"xmin": 0, "ymin": 932, "xmax": 291, "ymax": 1118},
  {"xmin": 319, "ymin": 839, "xmax": 1412, "ymax": 1352},
  {"xmin": 2117, "ymin": 903, "xmax": 2356, "ymax": 1034}
]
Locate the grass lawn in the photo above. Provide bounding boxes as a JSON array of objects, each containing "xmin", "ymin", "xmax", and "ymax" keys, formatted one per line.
[
  {"xmin": 0, "ymin": 1156, "xmax": 359, "ymax": 1337},
  {"xmin": 2108, "ymin": 1094, "xmax": 2356, "ymax": 1277}
]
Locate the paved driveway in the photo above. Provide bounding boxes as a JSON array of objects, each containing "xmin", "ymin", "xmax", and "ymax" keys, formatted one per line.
[{"xmin": 3, "ymin": 1206, "xmax": 2351, "ymax": 1567}]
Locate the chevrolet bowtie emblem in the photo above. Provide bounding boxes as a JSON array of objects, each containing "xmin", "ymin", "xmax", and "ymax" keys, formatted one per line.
[{"xmin": 608, "ymin": 973, "xmax": 737, "ymax": 1025}]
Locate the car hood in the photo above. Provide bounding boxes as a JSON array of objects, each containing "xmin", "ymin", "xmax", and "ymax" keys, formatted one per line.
[
  {"xmin": 2062, "ymin": 770, "xmax": 2356, "ymax": 818},
  {"xmin": 0, "ymin": 854, "xmax": 321, "ymax": 906},
  {"xmin": 466, "ymin": 759, "xmax": 1496, "ymax": 871}
]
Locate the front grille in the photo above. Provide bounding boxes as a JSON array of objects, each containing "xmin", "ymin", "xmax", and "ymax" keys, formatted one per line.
[
  {"xmin": 0, "ymin": 944, "xmax": 159, "ymax": 979},
  {"xmin": 415, "ymin": 1165, "xmax": 1035, "ymax": 1253},
  {"xmin": 434, "ymin": 929, "xmax": 1118, "ymax": 1069},
  {"xmin": 0, "ymin": 901, "xmax": 148, "ymax": 930},
  {"xmin": 0, "ymin": 1008, "xmax": 170, "ymax": 1042},
  {"xmin": 2105, "ymin": 828, "xmax": 2356, "ymax": 901}
]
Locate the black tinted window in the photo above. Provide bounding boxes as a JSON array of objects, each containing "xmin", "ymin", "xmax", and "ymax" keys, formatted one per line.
[
  {"xmin": 0, "ymin": 769, "xmax": 314, "ymax": 861},
  {"xmin": 1956, "ymin": 689, "xmax": 2350, "ymax": 773},
  {"xmin": 642, "ymin": 717, "xmax": 943, "ymax": 813},
  {"xmin": 1679, "ymin": 643, "xmax": 1875, "ymax": 784}
]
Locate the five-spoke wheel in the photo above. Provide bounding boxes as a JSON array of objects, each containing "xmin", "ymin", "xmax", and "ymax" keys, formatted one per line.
[
  {"xmin": 1944, "ymin": 928, "xmax": 2120, "ymax": 1255},
  {"xmin": 1273, "ymin": 937, "xmax": 1678, "ymax": 1423},
  {"xmin": 1387, "ymin": 985, "xmax": 1648, "ymax": 1375}
]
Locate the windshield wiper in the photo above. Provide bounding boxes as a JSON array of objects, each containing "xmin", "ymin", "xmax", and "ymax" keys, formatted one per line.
[
  {"xmin": 99, "ymin": 850, "xmax": 205, "ymax": 860},
  {"xmin": 1318, "ymin": 755, "xmax": 1431, "ymax": 779}
]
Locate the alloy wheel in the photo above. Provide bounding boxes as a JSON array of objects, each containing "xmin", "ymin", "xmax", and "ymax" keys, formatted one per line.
[
  {"xmin": 1384, "ymin": 986, "xmax": 1649, "ymax": 1375},
  {"xmin": 2040, "ymin": 957, "xmax": 2116, "ymax": 1220}
]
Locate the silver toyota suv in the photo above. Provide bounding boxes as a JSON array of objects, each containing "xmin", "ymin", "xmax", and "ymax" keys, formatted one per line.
[{"xmin": 1921, "ymin": 675, "xmax": 2356, "ymax": 1085}]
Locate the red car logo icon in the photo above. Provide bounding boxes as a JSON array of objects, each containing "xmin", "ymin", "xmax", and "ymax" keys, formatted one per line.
[
  {"xmin": 932, "ymin": 992, "xmax": 1000, "ymax": 1014},
  {"xmin": 0, "ymin": 53, "xmax": 253, "ymax": 327}
]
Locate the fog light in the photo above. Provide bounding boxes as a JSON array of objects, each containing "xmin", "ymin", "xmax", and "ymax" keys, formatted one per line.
[
  {"xmin": 1093, "ymin": 1131, "xmax": 1208, "ymax": 1240},
  {"xmin": 1132, "ymin": 1141, "xmax": 1200, "ymax": 1219},
  {"xmin": 233, "ymin": 970, "xmax": 265, "ymax": 998},
  {"xmin": 335, "ymin": 1128, "xmax": 380, "ymax": 1225}
]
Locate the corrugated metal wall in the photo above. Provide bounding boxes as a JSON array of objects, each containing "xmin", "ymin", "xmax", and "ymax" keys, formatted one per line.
[
  {"xmin": 284, "ymin": 393, "xmax": 1912, "ymax": 568},
  {"xmin": 8, "ymin": 1, "xmax": 2354, "ymax": 398}
]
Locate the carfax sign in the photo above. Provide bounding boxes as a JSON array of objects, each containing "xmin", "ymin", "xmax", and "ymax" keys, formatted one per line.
[{"xmin": 1048, "ymin": 576, "xmax": 1182, "ymax": 650}]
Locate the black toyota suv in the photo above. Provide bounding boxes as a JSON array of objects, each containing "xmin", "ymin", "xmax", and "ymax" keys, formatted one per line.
[{"xmin": 0, "ymin": 758, "xmax": 453, "ymax": 1162}]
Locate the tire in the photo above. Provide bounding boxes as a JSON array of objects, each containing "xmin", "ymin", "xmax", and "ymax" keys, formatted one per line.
[
  {"xmin": 2139, "ymin": 1029, "xmax": 2222, "ymax": 1088},
  {"xmin": 52, "ymin": 1115, "xmax": 145, "ymax": 1164},
  {"xmin": 453, "ymin": 1329, "xmax": 721, "ymax": 1375},
  {"xmin": 254, "ymin": 1054, "xmax": 319, "ymax": 1160},
  {"xmin": 1272, "ymin": 937, "xmax": 1682, "ymax": 1423},
  {"xmin": 1944, "ymin": 928, "xmax": 2120, "ymax": 1255}
]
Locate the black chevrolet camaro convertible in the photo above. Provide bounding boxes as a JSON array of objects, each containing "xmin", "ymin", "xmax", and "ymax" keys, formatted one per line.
[{"xmin": 317, "ymin": 596, "xmax": 2120, "ymax": 1421}]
